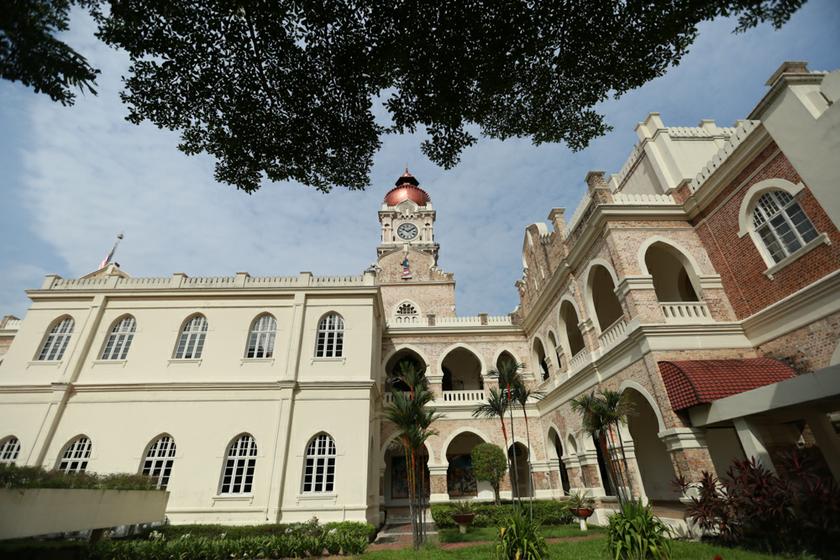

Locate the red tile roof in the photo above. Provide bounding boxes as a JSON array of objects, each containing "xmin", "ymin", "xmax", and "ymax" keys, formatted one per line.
[{"xmin": 658, "ymin": 358, "xmax": 796, "ymax": 411}]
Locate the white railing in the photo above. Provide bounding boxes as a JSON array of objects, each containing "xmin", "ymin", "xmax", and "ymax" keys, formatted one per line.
[
  {"xmin": 0, "ymin": 318, "xmax": 21, "ymax": 330},
  {"xmin": 569, "ymin": 348, "xmax": 590, "ymax": 373},
  {"xmin": 660, "ymin": 301, "xmax": 713, "ymax": 323},
  {"xmin": 436, "ymin": 315, "xmax": 513, "ymax": 327},
  {"xmin": 442, "ymin": 390, "xmax": 485, "ymax": 403},
  {"xmin": 612, "ymin": 192, "xmax": 676, "ymax": 205},
  {"xmin": 598, "ymin": 317, "xmax": 628, "ymax": 350},
  {"xmin": 44, "ymin": 273, "xmax": 368, "ymax": 290},
  {"xmin": 383, "ymin": 390, "xmax": 485, "ymax": 404}
]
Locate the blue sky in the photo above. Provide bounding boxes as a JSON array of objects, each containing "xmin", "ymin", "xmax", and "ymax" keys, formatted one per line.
[{"xmin": 1, "ymin": 2, "xmax": 839, "ymax": 318}]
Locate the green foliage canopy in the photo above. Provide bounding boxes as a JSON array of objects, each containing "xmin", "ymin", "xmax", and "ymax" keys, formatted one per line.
[{"xmin": 2, "ymin": 1, "xmax": 805, "ymax": 193}]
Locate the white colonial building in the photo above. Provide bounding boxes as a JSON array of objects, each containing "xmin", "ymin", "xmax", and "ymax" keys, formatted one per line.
[{"xmin": 1, "ymin": 61, "xmax": 839, "ymax": 527}]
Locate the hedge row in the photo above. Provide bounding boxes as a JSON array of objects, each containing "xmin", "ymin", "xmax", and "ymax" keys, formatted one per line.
[
  {"xmin": 0, "ymin": 521, "xmax": 375, "ymax": 560},
  {"xmin": 431, "ymin": 500, "xmax": 573, "ymax": 528},
  {"xmin": 144, "ymin": 520, "xmax": 377, "ymax": 542},
  {"xmin": 90, "ymin": 533, "xmax": 369, "ymax": 559},
  {"xmin": 0, "ymin": 464, "xmax": 160, "ymax": 491}
]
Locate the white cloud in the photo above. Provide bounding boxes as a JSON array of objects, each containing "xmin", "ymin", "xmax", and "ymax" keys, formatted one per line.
[{"xmin": 3, "ymin": 2, "xmax": 839, "ymax": 318}]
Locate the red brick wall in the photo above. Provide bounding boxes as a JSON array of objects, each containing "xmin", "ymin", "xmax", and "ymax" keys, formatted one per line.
[{"xmin": 693, "ymin": 144, "xmax": 840, "ymax": 319}]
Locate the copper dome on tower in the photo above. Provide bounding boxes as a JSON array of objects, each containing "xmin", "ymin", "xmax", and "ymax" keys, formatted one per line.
[{"xmin": 383, "ymin": 169, "xmax": 431, "ymax": 206}]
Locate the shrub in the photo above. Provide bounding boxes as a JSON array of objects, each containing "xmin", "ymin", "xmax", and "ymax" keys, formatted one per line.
[
  {"xmin": 495, "ymin": 508, "xmax": 548, "ymax": 560},
  {"xmin": 0, "ymin": 463, "xmax": 159, "ymax": 491},
  {"xmin": 471, "ymin": 443, "xmax": 508, "ymax": 505},
  {"xmin": 677, "ymin": 451, "xmax": 840, "ymax": 558},
  {"xmin": 607, "ymin": 500, "xmax": 671, "ymax": 560},
  {"xmin": 141, "ymin": 519, "xmax": 375, "ymax": 543},
  {"xmin": 431, "ymin": 500, "xmax": 572, "ymax": 528}
]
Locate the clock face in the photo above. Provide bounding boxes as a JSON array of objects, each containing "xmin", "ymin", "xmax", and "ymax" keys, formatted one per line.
[{"xmin": 397, "ymin": 222, "xmax": 418, "ymax": 240}]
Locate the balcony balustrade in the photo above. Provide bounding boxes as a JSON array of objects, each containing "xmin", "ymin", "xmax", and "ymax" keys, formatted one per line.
[
  {"xmin": 383, "ymin": 389, "xmax": 485, "ymax": 404},
  {"xmin": 598, "ymin": 317, "xmax": 628, "ymax": 351},
  {"xmin": 660, "ymin": 301, "xmax": 713, "ymax": 323}
]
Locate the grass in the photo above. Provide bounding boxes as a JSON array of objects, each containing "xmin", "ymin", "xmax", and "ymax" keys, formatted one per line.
[
  {"xmin": 438, "ymin": 523, "xmax": 604, "ymax": 543},
  {"xmin": 361, "ymin": 534, "xmax": 795, "ymax": 559}
]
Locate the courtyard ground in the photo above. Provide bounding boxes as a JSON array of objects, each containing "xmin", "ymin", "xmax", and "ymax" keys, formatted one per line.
[{"xmin": 361, "ymin": 532, "xmax": 793, "ymax": 559}]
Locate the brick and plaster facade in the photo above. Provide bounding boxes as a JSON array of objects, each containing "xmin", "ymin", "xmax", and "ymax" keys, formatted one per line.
[{"xmin": 0, "ymin": 62, "xmax": 838, "ymax": 526}]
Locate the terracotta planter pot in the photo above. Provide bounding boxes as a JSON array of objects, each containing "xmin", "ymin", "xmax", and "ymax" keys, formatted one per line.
[
  {"xmin": 453, "ymin": 513, "xmax": 476, "ymax": 534},
  {"xmin": 571, "ymin": 507, "xmax": 593, "ymax": 519}
]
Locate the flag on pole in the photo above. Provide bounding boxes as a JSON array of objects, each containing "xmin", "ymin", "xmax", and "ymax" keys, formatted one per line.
[{"xmin": 99, "ymin": 233, "xmax": 124, "ymax": 270}]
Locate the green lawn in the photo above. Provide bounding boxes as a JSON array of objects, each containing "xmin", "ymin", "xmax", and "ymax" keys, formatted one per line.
[
  {"xmin": 438, "ymin": 523, "xmax": 604, "ymax": 543},
  {"xmin": 361, "ymin": 534, "xmax": 792, "ymax": 559}
]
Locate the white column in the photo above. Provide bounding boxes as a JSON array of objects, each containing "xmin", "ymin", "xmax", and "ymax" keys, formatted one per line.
[
  {"xmin": 806, "ymin": 413, "xmax": 840, "ymax": 483},
  {"xmin": 733, "ymin": 418, "xmax": 776, "ymax": 473}
]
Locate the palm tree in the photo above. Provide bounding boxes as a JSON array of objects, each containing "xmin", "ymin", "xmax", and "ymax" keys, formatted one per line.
[
  {"xmin": 472, "ymin": 387, "xmax": 519, "ymax": 504},
  {"xmin": 570, "ymin": 390, "xmax": 633, "ymax": 506},
  {"xmin": 488, "ymin": 359, "xmax": 527, "ymax": 506},
  {"xmin": 384, "ymin": 360, "xmax": 441, "ymax": 548},
  {"xmin": 598, "ymin": 389, "xmax": 636, "ymax": 499},
  {"xmin": 512, "ymin": 383, "xmax": 544, "ymax": 516}
]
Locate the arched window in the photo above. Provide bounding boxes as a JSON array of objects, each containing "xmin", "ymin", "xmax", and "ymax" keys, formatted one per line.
[
  {"xmin": 315, "ymin": 313, "xmax": 344, "ymax": 358},
  {"xmin": 57, "ymin": 436, "xmax": 92, "ymax": 473},
  {"xmin": 141, "ymin": 435, "xmax": 176, "ymax": 489},
  {"xmin": 302, "ymin": 433, "xmax": 336, "ymax": 493},
  {"xmin": 752, "ymin": 190, "xmax": 818, "ymax": 264},
  {"xmin": 173, "ymin": 314, "xmax": 208, "ymax": 359},
  {"xmin": 36, "ymin": 317, "xmax": 74, "ymax": 361},
  {"xmin": 220, "ymin": 434, "xmax": 257, "ymax": 494},
  {"xmin": 246, "ymin": 314, "xmax": 276, "ymax": 358},
  {"xmin": 395, "ymin": 302, "xmax": 419, "ymax": 324},
  {"xmin": 533, "ymin": 338, "xmax": 549, "ymax": 381},
  {"xmin": 0, "ymin": 436, "xmax": 20, "ymax": 465},
  {"xmin": 100, "ymin": 315, "xmax": 136, "ymax": 360}
]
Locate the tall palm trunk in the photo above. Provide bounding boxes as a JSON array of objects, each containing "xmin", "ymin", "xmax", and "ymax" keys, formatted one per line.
[
  {"xmin": 522, "ymin": 409, "xmax": 535, "ymax": 518},
  {"xmin": 506, "ymin": 381, "xmax": 521, "ymax": 507}
]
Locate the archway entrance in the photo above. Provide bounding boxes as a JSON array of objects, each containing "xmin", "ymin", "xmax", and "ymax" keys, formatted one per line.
[
  {"xmin": 508, "ymin": 442, "xmax": 532, "ymax": 498},
  {"xmin": 441, "ymin": 347, "xmax": 483, "ymax": 392},
  {"xmin": 533, "ymin": 339, "xmax": 549, "ymax": 381},
  {"xmin": 589, "ymin": 265, "xmax": 623, "ymax": 331},
  {"xmin": 592, "ymin": 434, "xmax": 615, "ymax": 496},
  {"xmin": 644, "ymin": 243, "xmax": 699, "ymax": 302},
  {"xmin": 445, "ymin": 432, "xmax": 485, "ymax": 498},
  {"xmin": 385, "ymin": 349, "xmax": 426, "ymax": 393},
  {"xmin": 624, "ymin": 389, "xmax": 679, "ymax": 502},
  {"xmin": 549, "ymin": 429, "xmax": 571, "ymax": 494},
  {"xmin": 384, "ymin": 440, "xmax": 430, "ymax": 505}
]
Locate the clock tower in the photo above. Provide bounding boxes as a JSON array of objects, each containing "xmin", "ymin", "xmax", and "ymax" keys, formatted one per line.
[
  {"xmin": 377, "ymin": 169, "xmax": 439, "ymax": 262},
  {"xmin": 375, "ymin": 169, "xmax": 456, "ymax": 319}
]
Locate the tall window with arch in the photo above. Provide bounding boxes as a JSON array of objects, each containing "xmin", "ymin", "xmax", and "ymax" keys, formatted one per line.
[
  {"xmin": 0, "ymin": 436, "xmax": 20, "ymax": 465},
  {"xmin": 101, "ymin": 315, "xmax": 137, "ymax": 360},
  {"xmin": 246, "ymin": 314, "xmax": 277, "ymax": 358},
  {"xmin": 220, "ymin": 434, "xmax": 257, "ymax": 494},
  {"xmin": 36, "ymin": 316, "xmax": 74, "ymax": 361},
  {"xmin": 315, "ymin": 313, "xmax": 344, "ymax": 358},
  {"xmin": 751, "ymin": 190, "xmax": 818, "ymax": 264},
  {"xmin": 57, "ymin": 436, "xmax": 92, "ymax": 473},
  {"xmin": 302, "ymin": 433, "xmax": 336, "ymax": 493},
  {"xmin": 394, "ymin": 302, "xmax": 419, "ymax": 324},
  {"xmin": 142, "ymin": 435, "xmax": 177, "ymax": 489},
  {"xmin": 173, "ymin": 314, "xmax": 208, "ymax": 359}
]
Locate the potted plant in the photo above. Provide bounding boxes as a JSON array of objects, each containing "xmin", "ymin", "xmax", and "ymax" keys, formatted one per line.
[
  {"xmin": 568, "ymin": 491, "xmax": 595, "ymax": 531},
  {"xmin": 452, "ymin": 501, "xmax": 476, "ymax": 534}
]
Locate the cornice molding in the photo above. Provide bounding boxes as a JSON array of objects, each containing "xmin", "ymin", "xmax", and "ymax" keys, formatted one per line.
[
  {"xmin": 741, "ymin": 269, "xmax": 840, "ymax": 345},
  {"xmin": 71, "ymin": 381, "xmax": 297, "ymax": 393},
  {"xmin": 684, "ymin": 127, "xmax": 774, "ymax": 222}
]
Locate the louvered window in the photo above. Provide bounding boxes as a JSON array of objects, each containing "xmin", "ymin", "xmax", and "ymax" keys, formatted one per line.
[
  {"xmin": 101, "ymin": 316, "xmax": 136, "ymax": 360},
  {"xmin": 752, "ymin": 191, "xmax": 818, "ymax": 264},
  {"xmin": 302, "ymin": 433, "xmax": 336, "ymax": 493},
  {"xmin": 174, "ymin": 315, "xmax": 207, "ymax": 359},
  {"xmin": 37, "ymin": 317, "xmax": 74, "ymax": 361}
]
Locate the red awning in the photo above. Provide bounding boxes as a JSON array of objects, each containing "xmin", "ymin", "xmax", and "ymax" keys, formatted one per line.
[{"xmin": 658, "ymin": 358, "xmax": 796, "ymax": 411}]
